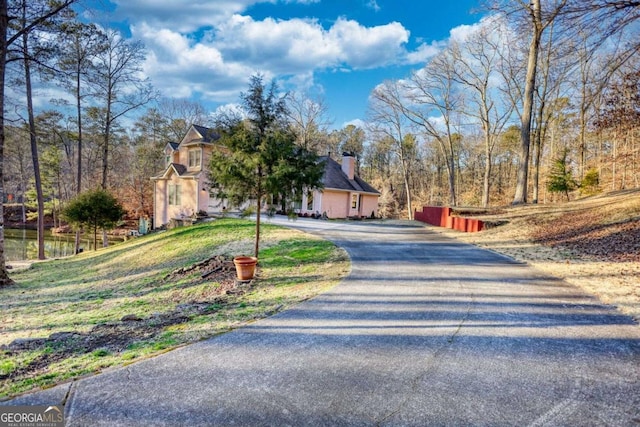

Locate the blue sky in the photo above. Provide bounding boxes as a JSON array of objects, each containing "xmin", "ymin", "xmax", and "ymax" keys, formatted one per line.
[{"xmin": 81, "ymin": 0, "xmax": 484, "ymax": 129}]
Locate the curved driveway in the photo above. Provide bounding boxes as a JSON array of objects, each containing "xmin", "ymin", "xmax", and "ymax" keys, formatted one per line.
[{"xmin": 6, "ymin": 219, "xmax": 640, "ymax": 426}]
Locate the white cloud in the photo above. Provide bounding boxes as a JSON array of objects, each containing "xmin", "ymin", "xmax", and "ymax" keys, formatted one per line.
[
  {"xmin": 343, "ymin": 118, "xmax": 366, "ymax": 130},
  {"xmin": 111, "ymin": 0, "xmax": 320, "ymax": 32},
  {"xmin": 405, "ymin": 41, "xmax": 442, "ymax": 64},
  {"xmin": 131, "ymin": 12, "xmax": 413, "ymax": 106},
  {"xmin": 106, "ymin": 0, "xmax": 487, "ymax": 125},
  {"xmin": 449, "ymin": 14, "xmax": 507, "ymax": 44},
  {"xmin": 366, "ymin": 0, "xmax": 381, "ymax": 12},
  {"xmin": 211, "ymin": 15, "xmax": 409, "ymax": 71},
  {"xmin": 328, "ymin": 18, "xmax": 409, "ymax": 68}
]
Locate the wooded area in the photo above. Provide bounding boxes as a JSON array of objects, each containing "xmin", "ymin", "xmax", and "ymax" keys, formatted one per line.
[{"xmin": 0, "ymin": 0, "xmax": 639, "ymax": 285}]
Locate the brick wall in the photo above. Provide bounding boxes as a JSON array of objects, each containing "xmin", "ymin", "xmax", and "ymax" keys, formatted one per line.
[{"xmin": 414, "ymin": 206, "xmax": 483, "ymax": 233}]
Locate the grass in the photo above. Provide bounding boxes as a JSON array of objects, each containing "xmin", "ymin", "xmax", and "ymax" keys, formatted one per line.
[
  {"xmin": 440, "ymin": 188, "xmax": 640, "ymax": 321},
  {"xmin": 0, "ymin": 218, "xmax": 350, "ymax": 398}
]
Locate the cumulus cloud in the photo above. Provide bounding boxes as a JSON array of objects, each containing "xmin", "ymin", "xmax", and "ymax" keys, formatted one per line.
[
  {"xmin": 405, "ymin": 41, "xmax": 442, "ymax": 64},
  {"xmin": 327, "ymin": 18, "xmax": 409, "ymax": 68},
  {"xmin": 109, "ymin": 0, "xmax": 483, "ymax": 124},
  {"xmin": 112, "ymin": 0, "xmax": 320, "ymax": 32},
  {"xmin": 131, "ymin": 10, "xmax": 413, "ymax": 104},
  {"xmin": 210, "ymin": 15, "xmax": 409, "ymax": 72}
]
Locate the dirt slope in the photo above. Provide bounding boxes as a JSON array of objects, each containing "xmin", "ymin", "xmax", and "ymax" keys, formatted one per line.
[{"xmin": 438, "ymin": 189, "xmax": 640, "ymax": 322}]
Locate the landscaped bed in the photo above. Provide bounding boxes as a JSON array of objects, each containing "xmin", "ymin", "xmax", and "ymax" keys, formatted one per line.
[{"xmin": 0, "ymin": 218, "xmax": 349, "ymax": 398}]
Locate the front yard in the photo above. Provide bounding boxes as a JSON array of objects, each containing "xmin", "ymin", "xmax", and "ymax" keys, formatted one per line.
[{"xmin": 0, "ymin": 219, "xmax": 349, "ymax": 398}]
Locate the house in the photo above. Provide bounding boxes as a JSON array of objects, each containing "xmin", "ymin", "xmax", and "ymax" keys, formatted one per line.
[
  {"xmin": 151, "ymin": 125, "xmax": 226, "ymax": 228},
  {"xmin": 297, "ymin": 153, "xmax": 380, "ymax": 219},
  {"xmin": 152, "ymin": 125, "xmax": 381, "ymax": 228}
]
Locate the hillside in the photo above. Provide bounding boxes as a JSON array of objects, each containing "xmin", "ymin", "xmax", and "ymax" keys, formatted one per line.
[
  {"xmin": 0, "ymin": 219, "xmax": 349, "ymax": 397},
  {"xmin": 440, "ymin": 189, "xmax": 640, "ymax": 322}
]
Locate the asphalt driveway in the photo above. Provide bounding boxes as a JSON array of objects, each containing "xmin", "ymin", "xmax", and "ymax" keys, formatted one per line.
[{"xmin": 5, "ymin": 219, "xmax": 640, "ymax": 426}]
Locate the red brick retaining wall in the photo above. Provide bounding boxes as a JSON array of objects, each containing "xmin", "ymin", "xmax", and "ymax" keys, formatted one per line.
[{"xmin": 414, "ymin": 206, "xmax": 484, "ymax": 233}]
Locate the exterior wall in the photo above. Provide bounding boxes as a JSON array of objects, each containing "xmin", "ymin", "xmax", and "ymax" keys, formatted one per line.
[
  {"xmin": 153, "ymin": 127, "xmax": 222, "ymax": 228},
  {"xmin": 179, "ymin": 179, "xmax": 198, "ymax": 217},
  {"xmin": 414, "ymin": 206, "xmax": 484, "ymax": 233},
  {"xmin": 178, "ymin": 147, "xmax": 188, "ymax": 166},
  {"xmin": 182, "ymin": 127, "xmax": 201, "ymax": 144},
  {"xmin": 321, "ymin": 190, "xmax": 349, "ymax": 219},
  {"xmin": 298, "ymin": 189, "xmax": 379, "ymax": 219},
  {"xmin": 360, "ymin": 194, "xmax": 379, "ymax": 218},
  {"xmin": 154, "ymin": 180, "xmax": 168, "ymax": 228}
]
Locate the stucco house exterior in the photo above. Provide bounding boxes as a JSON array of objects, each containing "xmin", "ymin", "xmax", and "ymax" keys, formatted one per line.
[
  {"xmin": 152, "ymin": 125, "xmax": 380, "ymax": 228},
  {"xmin": 297, "ymin": 153, "xmax": 380, "ymax": 219},
  {"xmin": 151, "ymin": 125, "xmax": 226, "ymax": 228}
]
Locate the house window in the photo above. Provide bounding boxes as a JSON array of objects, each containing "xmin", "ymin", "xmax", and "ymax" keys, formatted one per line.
[
  {"xmin": 188, "ymin": 149, "xmax": 202, "ymax": 169},
  {"xmin": 351, "ymin": 193, "xmax": 359, "ymax": 209},
  {"xmin": 169, "ymin": 184, "xmax": 181, "ymax": 206}
]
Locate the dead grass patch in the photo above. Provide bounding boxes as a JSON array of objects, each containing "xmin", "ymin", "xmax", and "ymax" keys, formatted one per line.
[{"xmin": 438, "ymin": 189, "xmax": 640, "ymax": 322}]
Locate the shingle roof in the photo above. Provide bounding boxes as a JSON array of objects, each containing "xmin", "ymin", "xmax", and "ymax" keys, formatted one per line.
[
  {"xmin": 168, "ymin": 142, "xmax": 179, "ymax": 150},
  {"xmin": 321, "ymin": 156, "xmax": 380, "ymax": 195},
  {"xmin": 192, "ymin": 125, "xmax": 220, "ymax": 143},
  {"xmin": 171, "ymin": 163, "xmax": 187, "ymax": 176},
  {"xmin": 151, "ymin": 163, "xmax": 189, "ymax": 180}
]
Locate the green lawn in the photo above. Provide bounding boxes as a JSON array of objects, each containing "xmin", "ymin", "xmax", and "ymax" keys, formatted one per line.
[{"xmin": 0, "ymin": 218, "xmax": 349, "ymax": 398}]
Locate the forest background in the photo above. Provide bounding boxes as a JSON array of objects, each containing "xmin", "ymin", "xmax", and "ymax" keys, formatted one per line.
[{"xmin": 0, "ymin": 1, "xmax": 639, "ymax": 285}]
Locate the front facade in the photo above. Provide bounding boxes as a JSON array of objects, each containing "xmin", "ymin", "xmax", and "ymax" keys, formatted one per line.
[
  {"xmin": 152, "ymin": 128, "xmax": 380, "ymax": 227},
  {"xmin": 151, "ymin": 125, "xmax": 225, "ymax": 228},
  {"xmin": 298, "ymin": 153, "xmax": 380, "ymax": 219}
]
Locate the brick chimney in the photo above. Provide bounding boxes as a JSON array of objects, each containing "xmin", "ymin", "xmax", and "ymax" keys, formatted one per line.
[{"xmin": 341, "ymin": 152, "xmax": 355, "ymax": 180}]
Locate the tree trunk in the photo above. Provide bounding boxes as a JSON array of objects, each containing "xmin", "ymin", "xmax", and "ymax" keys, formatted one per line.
[
  {"xmin": 76, "ymin": 65, "xmax": 83, "ymax": 194},
  {"xmin": 102, "ymin": 125, "xmax": 110, "ymax": 189},
  {"xmin": 254, "ymin": 172, "xmax": 262, "ymax": 259},
  {"xmin": 74, "ymin": 30, "xmax": 84, "ymax": 255},
  {"xmin": 22, "ymin": 23, "xmax": 45, "ymax": 260},
  {"xmin": 513, "ymin": 0, "xmax": 542, "ymax": 205},
  {"xmin": 482, "ymin": 144, "xmax": 492, "ymax": 208},
  {"xmin": 0, "ymin": 0, "xmax": 15, "ymax": 286},
  {"xmin": 447, "ymin": 151, "xmax": 457, "ymax": 207},
  {"xmin": 403, "ymin": 170, "xmax": 413, "ymax": 220},
  {"xmin": 101, "ymin": 86, "xmax": 113, "ymax": 190}
]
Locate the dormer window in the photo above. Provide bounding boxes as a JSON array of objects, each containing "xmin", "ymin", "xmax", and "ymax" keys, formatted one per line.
[{"xmin": 188, "ymin": 148, "xmax": 202, "ymax": 169}]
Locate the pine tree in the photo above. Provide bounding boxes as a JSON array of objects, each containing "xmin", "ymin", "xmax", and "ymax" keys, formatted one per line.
[
  {"xmin": 208, "ymin": 75, "xmax": 324, "ymax": 258},
  {"xmin": 546, "ymin": 149, "xmax": 577, "ymax": 201}
]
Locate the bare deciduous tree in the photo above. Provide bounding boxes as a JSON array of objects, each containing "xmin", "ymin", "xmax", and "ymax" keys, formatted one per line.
[
  {"xmin": 449, "ymin": 17, "xmax": 514, "ymax": 207},
  {"xmin": 369, "ymin": 80, "xmax": 416, "ymax": 219},
  {"xmin": 286, "ymin": 91, "xmax": 332, "ymax": 153},
  {"xmin": 405, "ymin": 51, "xmax": 465, "ymax": 207},
  {"xmin": 91, "ymin": 29, "xmax": 155, "ymax": 190}
]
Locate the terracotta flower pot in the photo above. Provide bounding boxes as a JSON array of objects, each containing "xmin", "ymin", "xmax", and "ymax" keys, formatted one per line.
[{"xmin": 233, "ymin": 256, "xmax": 258, "ymax": 280}]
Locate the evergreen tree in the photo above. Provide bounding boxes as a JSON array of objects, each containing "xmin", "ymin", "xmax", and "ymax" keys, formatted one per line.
[
  {"xmin": 546, "ymin": 149, "xmax": 577, "ymax": 201},
  {"xmin": 61, "ymin": 189, "xmax": 125, "ymax": 251},
  {"xmin": 209, "ymin": 75, "xmax": 324, "ymax": 258},
  {"xmin": 580, "ymin": 168, "xmax": 601, "ymax": 196}
]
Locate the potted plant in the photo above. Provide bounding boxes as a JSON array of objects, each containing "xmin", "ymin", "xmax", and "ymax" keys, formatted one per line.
[{"xmin": 233, "ymin": 256, "xmax": 258, "ymax": 280}]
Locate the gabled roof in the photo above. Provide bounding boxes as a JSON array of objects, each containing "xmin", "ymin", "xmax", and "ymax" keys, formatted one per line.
[
  {"xmin": 321, "ymin": 156, "xmax": 380, "ymax": 195},
  {"xmin": 168, "ymin": 142, "xmax": 179, "ymax": 151},
  {"xmin": 151, "ymin": 163, "xmax": 200, "ymax": 180},
  {"xmin": 190, "ymin": 125, "xmax": 220, "ymax": 144}
]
